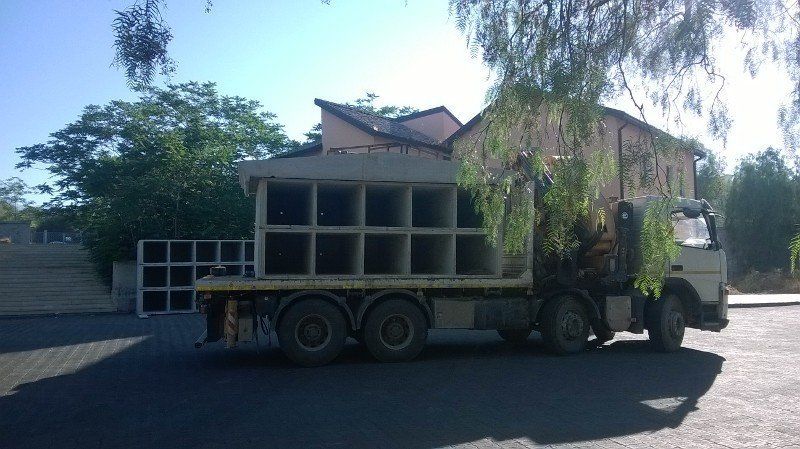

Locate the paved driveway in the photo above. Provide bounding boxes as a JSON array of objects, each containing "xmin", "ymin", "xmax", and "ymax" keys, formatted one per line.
[{"xmin": 1, "ymin": 306, "xmax": 798, "ymax": 449}]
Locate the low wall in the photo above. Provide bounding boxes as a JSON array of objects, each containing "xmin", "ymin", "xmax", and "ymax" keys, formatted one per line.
[
  {"xmin": 112, "ymin": 261, "xmax": 137, "ymax": 313},
  {"xmin": 0, "ymin": 221, "xmax": 31, "ymax": 244}
]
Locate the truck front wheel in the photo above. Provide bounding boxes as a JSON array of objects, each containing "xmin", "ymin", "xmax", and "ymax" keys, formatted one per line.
[
  {"xmin": 276, "ymin": 299, "xmax": 348, "ymax": 367},
  {"xmin": 646, "ymin": 294, "xmax": 685, "ymax": 352},
  {"xmin": 363, "ymin": 299, "xmax": 428, "ymax": 362},
  {"xmin": 540, "ymin": 296, "xmax": 590, "ymax": 355}
]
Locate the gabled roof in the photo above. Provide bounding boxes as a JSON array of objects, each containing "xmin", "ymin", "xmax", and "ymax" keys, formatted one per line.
[
  {"xmin": 274, "ymin": 141, "xmax": 322, "ymax": 159},
  {"xmin": 314, "ymin": 99, "xmax": 448, "ymax": 150},
  {"xmin": 444, "ymin": 104, "xmax": 706, "ymax": 158},
  {"xmin": 393, "ymin": 106, "xmax": 463, "ymax": 127}
]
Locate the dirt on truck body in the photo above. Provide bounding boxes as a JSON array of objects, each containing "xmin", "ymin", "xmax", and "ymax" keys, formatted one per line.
[{"xmin": 195, "ymin": 153, "xmax": 728, "ymax": 366}]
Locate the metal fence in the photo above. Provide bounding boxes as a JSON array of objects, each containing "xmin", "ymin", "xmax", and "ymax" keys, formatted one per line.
[{"xmin": 31, "ymin": 231, "xmax": 83, "ymax": 244}]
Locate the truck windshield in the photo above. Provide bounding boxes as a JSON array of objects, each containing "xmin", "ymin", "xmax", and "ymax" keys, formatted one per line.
[{"xmin": 672, "ymin": 212, "xmax": 711, "ymax": 249}]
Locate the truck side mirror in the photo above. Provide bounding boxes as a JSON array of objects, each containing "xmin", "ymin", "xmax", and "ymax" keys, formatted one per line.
[{"xmin": 682, "ymin": 207, "xmax": 701, "ymax": 219}]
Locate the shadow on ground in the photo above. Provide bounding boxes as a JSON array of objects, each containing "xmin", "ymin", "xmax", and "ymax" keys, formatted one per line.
[{"xmin": 0, "ymin": 315, "xmax": 724, "ymax": 449}]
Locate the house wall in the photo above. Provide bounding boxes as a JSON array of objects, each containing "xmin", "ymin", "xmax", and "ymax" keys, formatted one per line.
[
  {"xmin": 399, "ymin": 111, "xmax": 462, "ymax": 143},
  {"xmin": 452, "ymin": 110, "xmax": 696, "ymax": 201},
  {"xmin": 321, "ymin": 110, "xmax": 380, "ymax": 154}
]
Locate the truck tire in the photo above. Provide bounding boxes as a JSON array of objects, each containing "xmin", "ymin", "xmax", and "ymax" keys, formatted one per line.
[
  {"xmin": 497, "ymin": 329, "xmax": 532, "ymax": 343},
  {"xmin": 591, "ymin": 322, "xmax": 615, "ymax": 345},
  {"xmin": 646, "ymin": 294, "xmax": 685, "ymax": 352},
  {"xmin": 363, "ymin": 299, "xmax": 427, "ymax": 362},
  {"xmin": 540, "ymin": 296, "xmax": 590, "ymax": 355},
  {"xmin": 276, "ymin": 299, "xmax": 348, "ymax": 367}
]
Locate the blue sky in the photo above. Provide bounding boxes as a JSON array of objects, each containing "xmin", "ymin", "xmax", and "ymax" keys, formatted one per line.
[{"xmin": 0, "ymin": 0, "xmax": 791, "ymax": 203}]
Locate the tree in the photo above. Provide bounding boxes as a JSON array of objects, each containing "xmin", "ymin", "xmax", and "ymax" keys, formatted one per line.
[
  {"xmin": 725, "ymin": 148, "xmax": 799, "ymax": 272},
  {"xmin": 450, "ymin": 0, "xmax": 800, "ymax": 295},
  {"xmin": 0, "ymin": 177, "xmax": 34, "ymax": 221},
  {"xmin": 302, "ymin": 92, "xmax": 419, "ymax": 144},
  {"xmin": 16, "ymin": 82, "xmax": 292, "ymax": 275},
  {"xmin": 696, "ymin": 148, "xmax": 729, "ymax": 213}
]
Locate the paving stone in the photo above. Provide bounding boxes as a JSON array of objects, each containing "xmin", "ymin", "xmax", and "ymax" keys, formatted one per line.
[{"xmin": 0, "ymin": 306, "xmax": 798, "ymax": 448}]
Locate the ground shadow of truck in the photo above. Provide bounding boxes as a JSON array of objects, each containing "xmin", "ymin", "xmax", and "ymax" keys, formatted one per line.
[{"xmin": 0, "ymin": 319, "xmax": 724, "ymax": 449}]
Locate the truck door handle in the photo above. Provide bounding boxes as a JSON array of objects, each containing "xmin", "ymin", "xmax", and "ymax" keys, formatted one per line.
[{"xmin": 671, "ymin": 265, "xmax": 683, "ymax": 272}]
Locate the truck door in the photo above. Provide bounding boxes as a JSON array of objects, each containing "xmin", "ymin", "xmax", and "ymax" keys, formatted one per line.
[{"xmin": 669, "ymin": 211, "xmax": 724, "ymax": 303}]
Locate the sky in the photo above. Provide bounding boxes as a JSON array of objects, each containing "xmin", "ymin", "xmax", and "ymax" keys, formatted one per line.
[{"xmin": 0, "ymin": 0, "xmax": 793, "ymax": 203}]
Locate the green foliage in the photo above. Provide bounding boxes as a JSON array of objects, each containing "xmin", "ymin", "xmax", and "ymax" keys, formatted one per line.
[
  {"xmin": 791, "ymin": 230, "xmax": 800, "ymax": 273},
  {"xmin": 725, "ymin": 148, "xmax": 800, "ymax": 272},
  {"xmin": 0, "ymin": 177, "xmax": 35, "ymax": 222},
  {"xmin": 457, "ymin": 156, "xmax": 512, "ymax": 250},
  {"xmin": 449, "ymin": 0, "xmax": 780, "ymax": 293},
  {"xmin": 112, "ymin": 0, "xmax": 175, "ymax": 89},
  {"xmin": 349, "ymin": 92, "xmax": 418, "ymax": 118},
  {"xmin": 542, "ymin": 154, "xmax": 615, "ymax": 257},
  {"xmin": 696, "ymin": 148, "xmax": 729, "ymax": 213},
  {"xmin": 15, "ymin": 82, "xmax": 292, "ymax": 276},
  {"xmin": 634, "ymin": 198, "xmax": 682, "ymax": 297}
]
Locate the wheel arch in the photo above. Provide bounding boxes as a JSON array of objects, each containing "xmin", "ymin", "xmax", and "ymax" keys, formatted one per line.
[
  {"xmin": 271, "ymin": 290, "xmax": 356, "ymax": 331},
  {"xmin": 356, "ymin": 289, "xmax": 433, "ymax": 329},
  {"xmin": 660, "ymin": 277, "xmax": 703, "ymax": 326}
]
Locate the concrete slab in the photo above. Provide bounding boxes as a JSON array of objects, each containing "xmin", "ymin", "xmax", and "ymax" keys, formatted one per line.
[{"xmin": 729, "ymin": 294, "xmax": 800, "ymax": 308}]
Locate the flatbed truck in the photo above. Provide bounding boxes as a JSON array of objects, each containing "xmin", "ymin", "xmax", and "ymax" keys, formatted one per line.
[{"xmin": 195, "ymin": 153, "xmax": 728, "ymax": 366}]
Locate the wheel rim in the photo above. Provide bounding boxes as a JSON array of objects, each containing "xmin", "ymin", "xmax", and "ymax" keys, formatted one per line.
[
  {"xmin": 667, "ymin": 309, "xmax": 685, "ymax": 340},
  {"xmin": 559, "ymin": 310, "xmax": 585, "ymax": 341},
  {"xmin": 294, "ymin": 314, "xmax": 331, "ymax": 351},
  {"xmin": 379, "ymin": 314, "xmax": 414, "ymax": 350}
]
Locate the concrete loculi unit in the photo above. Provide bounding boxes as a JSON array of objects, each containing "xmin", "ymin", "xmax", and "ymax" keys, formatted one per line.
[
  {"xmin": 136, "ymin": 240, "xmax": 254, "ymax": 315},
  {"xmin": 239, "ymin": 152, "xmax": 515, "ymax": 282}
]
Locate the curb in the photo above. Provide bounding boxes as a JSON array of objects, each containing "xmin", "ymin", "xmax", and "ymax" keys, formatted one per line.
[{"xmin": 729, "ymin": 301, "xmax": 800, "ymax": 309}]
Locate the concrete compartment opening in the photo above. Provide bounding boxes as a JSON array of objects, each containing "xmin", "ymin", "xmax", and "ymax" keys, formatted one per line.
[
  {"xmin": 264, "ymin": 232, "xmax": 311, "ymax": 275},
  {"xmin": 411, "ymin": 234, "xmax": 453, "ymax": 274},
  {"xmin": 456, "ymin": 235, "xmax": 497, "ymax": 275},
  {"xmin": 221, "ymin": 241, "xmax": 242, "ymax": 262},
  {"xmin": 457, "ymin": 189, "xmax": 483, "ymax": 229},
  {"xmin": 169, "ymin": 241, "xmax": 192, "ymax": 262},
  {"xmin": 365, "ymin": 185, "xmax": 409, "ymax": 227},
  {"xmin": 196, "ymin": 242, "xmax": 218, "ymax": 262},
  {"xmin": 412, "ymin": 186, "xmax": 454, "ymax": 228},
  {"xmin": 169, "ymin": 266, "xmax": 193, "ymax": 286},
  {"xmin": 142, "ymin": 266, "xmax": 168, "ymax": 287},
  {"xmin": 267, "ymin": 182, "xmax": 313, "ymax": 225},
  {"xmin": 169, "ymin": 291, "xmax": 194, "ymax": 311},
  {"xmin": 365, "ymin": 234, "xmax": 408, "ymax": 274},
  {"xmin": 223, "ymin": 264, "xmax": 243, "ymax": 276},
  {"xmin": 244, "ymin": 241, "xmax": 254, "ymax": 261},
  {"xmin": 315, "ymin": 233, "xmax": 360, "ymax": 275},
  {"xmin": 142, "ymin": 291, "xmax": 168, "ymax": 312},
  {"xmin": 142, "ymin": 241, "xmax": 167, "ymax": 263},
  {"xmin": 317, "ymin": 184, "xmax": 361, "ymax": 226},
  {"xmin": 196, "ymin": 265, "xmax": 215, "ymax": 279}
]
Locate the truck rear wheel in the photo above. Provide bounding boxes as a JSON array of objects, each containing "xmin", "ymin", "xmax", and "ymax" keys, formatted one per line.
[
  {"xmin": 497, "ymin": 329, "xmax": 532, "ymax": 343},
  {"xmin": 276, "ymin": 299, "xmax": 348, "ymax": 367},
  {"xmin": 591, "ymin": 322, "xmax": 615, "ymax": 345},
  {"xmin": 540, "ymin": 296, "xmax": 590, "ymax": 355},
  {"xmin": 363, "ymin": 299, "xmax": 427, "ymax": 362},
  {"xmin": 646, "ymin": 294, "xmax": 685, "ymax": 352}
]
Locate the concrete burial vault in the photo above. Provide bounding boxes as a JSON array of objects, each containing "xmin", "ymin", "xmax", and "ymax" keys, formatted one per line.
[{"xmin": 237, "ymin": 153, "xmax": 514, "ymax": 279}]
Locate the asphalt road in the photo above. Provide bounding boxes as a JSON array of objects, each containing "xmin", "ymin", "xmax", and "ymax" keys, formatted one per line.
[{"xmin": 1, "ymin": 304, "xmax": 798, "ymax": 449}]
